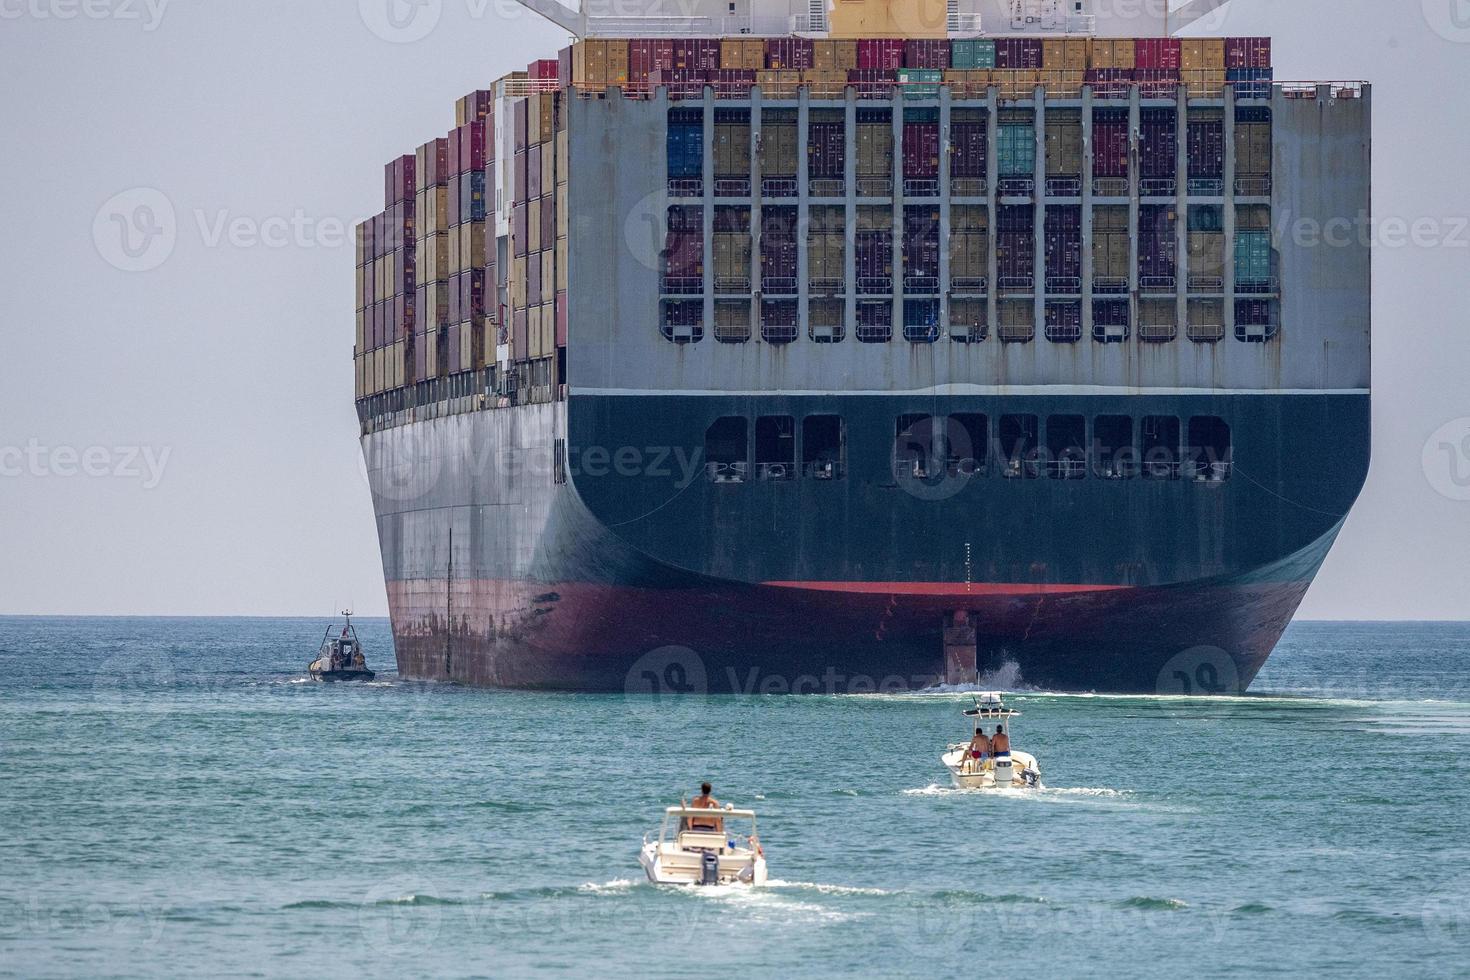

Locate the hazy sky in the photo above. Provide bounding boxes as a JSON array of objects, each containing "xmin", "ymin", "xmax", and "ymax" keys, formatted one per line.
[{"xmin": 1, "ymin": 0, "xmax": 1467, "ymax": 618}]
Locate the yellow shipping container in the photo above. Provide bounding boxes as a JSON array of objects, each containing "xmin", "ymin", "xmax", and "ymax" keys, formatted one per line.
[
  {"xmin": 1093, "ymin": 38, "xmax": 1135, "ymax": 70},
  {"xmin": 512, "ymin": 256, "xmax": 527, "ymax": 309},
  {"xmin": 557, "ymin": 188, "xmax": 569, "ymax": 240},
  {"xmin": 1185, "ymin": 69, "xmax": 1227, "ymax": 98},
  {"xmin": 943, "ymin": 69, "xmax": 990, "ymax": 99},
  {"xmin": 721, "ymin": 38, "xmax": 764, "ymax": 70},
  {"xmin": 417, "ymin": 186, "xmax": 448, "ymax": 233},
  {"xmin": 527, "ymin": 92, "xmax": 544, "ymax": 145},
  {"xmin": 557, "ymin": 131, "xmax": 568, "ymax": 185},
  {"xmin": 801, "ymin": 69, "xmax": 848, "ymax": 98},
  {"xmin": 811, "ymin": 40, "xmax": 858, "ymax": 71},
  {"xmin": 541, "ymin": 142, "xmax": 554, "ymax": 191},
  {"xmin": 541, "ymin": 250, "xmax": 554, "ymax": 300},
  {"xmin": 756, "ymin": 70, "xmax": 798, "ymax": 98},
  {"xmin": 556, "ymin": 238, "xmax": 568, "ymax": 292},
  {"xmin": 1043, "ymin": 70, "xmax": 1084, "ymax": 97},
  {"xmin": 447, "ymin": 229, "xmax": 462, "ymax": 275},
  {"xmin": 420, "ymin": 232, "xmax": 448, "ymax": 283},
  {"xmin": 462, "ymin": 222, "xmax": 487, "ymax": 272},
  {"xmin": 528, "ymin": 199, "xmax": 542, "ymax": 253},
  {"xmin": 1064, "ymin": 38, "xmax": 1089, "ymax": 70},
  {"xmin": 994, "ymin": 69, "xmax": 1041, "ymax": 99},
  {"xmin": 1203, "ymin": 38, "xmax": 1226, "ymax": 68}
]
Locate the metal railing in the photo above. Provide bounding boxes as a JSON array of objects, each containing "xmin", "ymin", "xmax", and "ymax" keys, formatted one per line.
[
  {"xmin": 761, "ymin": 276, "xmax": 798, "ymax": 294},
  {"xmin": 808, "ymin": 276, "xmax": 844, "ymax": 293},
  {"xmin": 1048, "ymin": 458, "xmax": 1087, "ymax": 480},
  {"xmin": 1045, "ymin": 276, "xmax": 1081, "ymax": 295},
  {"xmin": 856, "ymin": 176, "xmax": 892, "ymax": 197},
  {"xmin": 1140, "ymin": 177, "xmax": 1177, "ymax": 197},
  {"xmin": 1140, "ymin": 275, "xmax": 1177, "ymax": 293},
  {"xmin": 661, "ymin": 276, "xmax": 704, "ymax": 295},
  {"xmin": 948, "ymin": 12, "xmax": 983, "ymax": 34},
  {"xmin": 804, "ymin": 460, "xmax": 845, "ymax": 480},
  {"xmin": 951, "ymin": 177, "xmax": 988, "ymax": 197},
  {"xmin": 706, "ymin": 461, "xmax": 748, "ymax": 483},
  {"xmin": 857, "ymin": 276, "xmax": 892, "ymax": 295},
  {"xmin": 1045, "ymin": 176, "xmax": 1082, "ymax": 198},
  {"xmin": 715, "ymin": 276, "xmax": 751, "ymax": 294},
  {"xmin": 904, "ymin": 274, "xmax": 940, "ymax": 293},
  {"xmin": 1235, "ymin": 175, "xmax": 1273, "ymax": 197},
  {"xmin": 1138, "ymin": 322, "xmax": 1178, "ymax": 343},
  {"xmin": 761, "ymin": 177, "xmax": 798, "ymax": 198},
  {"xmin": 997, "ymin": 176, "xmax": 1035, "ymax": 197},
  {"xmin": 1188, "ymin": 177, "xmax": 1224, "ymax": 196},
  {"xmin": 1092, "ymin": 177, "xmax": 1128, "ymax": 198},
  {"xmin": 903, "ymin": 323, "xmax": 942, "ymax": 344},
  {"xmin": 998, "ymin": 275, "xmax": 1035, "ymax": 294},
  {"xmin": 760, "ymin": 324, "xmax": 799, "ymax": 345},
  {"xmin": 1092, "ymin": 322, "xmax": 1129, "ymax": 343},
  {"xmin": 855, "ymin": 322, "xmax": 892, "ymax": 343},
  {"xmin": 951, "ymin": 275, "xmax": 987, "ymax": 294},
  {"xmin": 1189, "ymin": 275, "xmax": 1225, "ymax": 292},
  {"xmin": 668, "ymin": 177, "xmax": 703, "ymax": 198},
  {"xmin": 904, "ymin": 177, "xmax": 940, "ymax": 197},
  {"xmin": 809, "ymin": 178, "xmax": 845, "ymax": 197},
  {"xmin": 1186, "ymin": 321, "xmax": 1226, "ymax": 343},
  {"xmin": 1235, "ymin": 277, "xmax": 1279, "ymax": 295},
  {"xmin": 1093, "ymin": 276, "xmax": 1128, "ymax": 295},
  {"xmin": 713, "ymin": 176, "xmax": 751, "ymax": 197}
]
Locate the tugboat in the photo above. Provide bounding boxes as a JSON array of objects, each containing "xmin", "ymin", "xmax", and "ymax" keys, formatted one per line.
[
  {"xmin": 308, "ymin": 610, "xmax": 375, "ymax": 682},
  {"xmin": 940, "ymin": 693, "xmax": 1043, "ymax": 790}
]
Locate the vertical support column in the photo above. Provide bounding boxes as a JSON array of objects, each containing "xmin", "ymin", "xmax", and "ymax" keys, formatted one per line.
[
  {"xmin": 892, "ymin": 88, "xmax": 905, "ymax": 337},
  {"xmin": 1223, "ymin": 86, "xmax": 1237, "ymax": 341},
  {"xmin": 1081, "ymin": 87, "xmax": 1094, "ymax": 341},
  {"xmin": 1128, "ymin": 86, "xmax": 1141, "ymax": 341},
  {"xmin": 939, "ymin": 87, "xmax": 952, "ymax": 338},
  {"xmin": 1033, "ymin": 86, "xmax": 1047, "ymax": 339},
  {"xmin": 703, "ymin": 89, "xmax": 716, "ymax": 336},
  {"xmin": 985, "ymin": 87, "xmax": 999, "ymax": 337},
  {"xmin": 844, "ymin": 91, "xmax": 857, "ymax": 336},
  {"xmin": 751, "ymin": 88, "xmax": 763, "ymax": 339},
  {"xmin": 1175, "ymin": 88, "xmax": 1189, "ymax": 342},
  {"xmin": 797, "ymin": 89, "xmax": 811, "ymax": 341}
]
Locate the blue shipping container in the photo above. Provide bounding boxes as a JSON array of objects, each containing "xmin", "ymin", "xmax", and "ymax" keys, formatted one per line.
[
  {"xmin": 996, "ymin": 123, "xmax": 1035, "ymax": 176},
  {"xmin": 1235, "ymin": 230, "xmax": 1271, "ymax": 283},
  {"xmin": 1227, "ymin": 68, "xmax": 1274, "ymax": 100},
  {"xmin": 667, "ymin": 118, "xmax": 704, "ymax": 178},
  {"xmin": 459, "ymin": 170, "xmax": 487, "ymax": 223},
  {"xmin": 951, "ymin": 39, "xmax": 996, "ymax": 69}
]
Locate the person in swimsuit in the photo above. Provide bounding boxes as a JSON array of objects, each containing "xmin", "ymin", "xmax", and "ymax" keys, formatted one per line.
[
  {"xmin": 992, "ymin": 724, "xmax": 1011, "ymax": 759},
  {"xmin": 966, "ymin": 728, "xmax": 991, "ymax": 773},
  {"xmin": 689, "ymin": 783, "xmax": 724, "ymax": 834}
]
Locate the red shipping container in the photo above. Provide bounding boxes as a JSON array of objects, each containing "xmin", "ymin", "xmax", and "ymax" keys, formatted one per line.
[
  {"xmin": 629, "ymin": 38, "xmax": 675, "ymax": 90},
  {"xmin": 385, "ymin": 155, "xmax": 415, "ymax": 207},
  {"xmin": 1085, "ymin": 68, "xmax": 1131, "ymax": 99},
  {"xmin": 513, "ymin": 310, "xmax": 528, "ymax": 360},
  {"xmin": 555, "ymin": 293, "xmax": 568, "ymax": 347},
  {"xmin": 529, "ymin": 58, "xmax": 559, "ymax": 81},
  {"xmin": 765, "ymin": 37, "xmax": 814, "ymax": 69},
  {"xmin": 903, "ymin": 39, "xmax": 949, "ymax": 69},
  {"xmin": 848, "ymin": 69, "xmax": 897, "ymax": 97},
  {"xmin": 423, "ymin": 137, "xmax": 449, "ymax": 186},
  {"xmin": 1093, "ymin": 110, "xmax": 1128, "ymax": 177},
  {"xmin": 648, "ymin": 69, "xmax": 707, "ymax": 98},
  {"xmin": 1225, "ymin": 37, "xmax": 1271, "ymax": 69},
  {"xmin": 1135, "ymin": 38, "xmax": 1181, "ymax": 70},
  {"xmin": 809, "ymin": 120, "xmax": 845, "ymax": 178},
  {"xmin": 664, "ymin": 231, "xmax": 703, "ymax": 279},
  {"xmin": 458, "ymin": 121, "xmax": 486, "ymax": 174},
  {"xmin": 951, "ymin": 119, "xmax": 986, "ymax": 177},
  {"xmin": 856, "ymin": 39, "xmax": 904, "ymax": 70},
  {"xmin": 995, "ymin": 38, "xmax": 1043, "ymax": 69},
  {"xmin": 673, "ymin": 39, "xmax": 721, "ymax": 71},
  {"xmin": 903, "ymin": 120, "xmax": 940, "ymax": 177}
]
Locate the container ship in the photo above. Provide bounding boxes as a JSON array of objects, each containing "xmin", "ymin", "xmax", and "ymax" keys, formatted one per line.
[{"xmin": 354, "ymin": 0, "xmax": 1371, "ymax": 693}]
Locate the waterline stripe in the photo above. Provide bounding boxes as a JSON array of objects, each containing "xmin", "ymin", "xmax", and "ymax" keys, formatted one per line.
[{"xmin": 573, "ymin": 386, "xmax": 1370, "ymax": 398}]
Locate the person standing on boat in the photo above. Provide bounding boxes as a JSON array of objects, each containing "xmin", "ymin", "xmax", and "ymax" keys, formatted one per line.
[
  {"xmin": 966, "ymin": 728, "xmax": 991, "ymax": 773},
  {"xmin": 992, "ymin": 724, "xmax": 1011, "ymax": 760},
  {"xmin": 689, "ymin": 783, "xmax": 724, "ymax": 834}
]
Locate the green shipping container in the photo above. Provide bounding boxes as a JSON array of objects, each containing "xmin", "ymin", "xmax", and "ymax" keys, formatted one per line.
[
  {"xmin": 1234, "ymin": 230, "xmax": 1271, "ymax": 283},
  {"xmin": 951, "ymin": 39, "xmax": 997, "ymax": 69},
  {"xmin": 898, "ymin": 68, "xmax": 942, "ymax": 99},
  {"xmin": 997, "ymin": 123, "xmax": 1035, "ymax": 176}
]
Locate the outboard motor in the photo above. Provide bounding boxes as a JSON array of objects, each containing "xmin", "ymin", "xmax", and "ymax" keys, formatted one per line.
[
  {"xmin": 699, "ymin": 851, "xmax": 720, "ymax": 886},
  {"xmin": 993, "ymin": 757, "xmax": 1014, "ymax": 787}
]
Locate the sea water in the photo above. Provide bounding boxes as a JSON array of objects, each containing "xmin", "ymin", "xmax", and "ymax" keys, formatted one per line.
[{"xmin": 2, "ymin": 618, "xmax": 1468, "ymax": 978}]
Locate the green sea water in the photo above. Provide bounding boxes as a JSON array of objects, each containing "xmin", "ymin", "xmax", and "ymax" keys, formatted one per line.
[{"xmin": 2, "ymin": 618, "xmax": 1469, "ymax": 978}]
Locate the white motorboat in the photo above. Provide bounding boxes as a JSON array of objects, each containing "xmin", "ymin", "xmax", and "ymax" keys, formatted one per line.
[
  {"xmin": 308, "ymin": 610, "xmax": 375, "ymax": 682},
  {"xmin": 940, "ymin": 692, "xmax": 1043, "ymax": 790},
  {"xmin": 638, "ymin": 805, "xmax": 768, "ymax": 887}
]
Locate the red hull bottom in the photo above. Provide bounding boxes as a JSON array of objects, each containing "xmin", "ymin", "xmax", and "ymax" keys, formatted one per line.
[{"xmin": 386, "ymin": 575, "xmax": 1310, "ymax": 694}]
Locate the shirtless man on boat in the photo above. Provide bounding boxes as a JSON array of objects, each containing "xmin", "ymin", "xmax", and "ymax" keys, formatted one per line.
[
  {"xmin": 965, "ymin": 728, "xmax": 991, "ymax": 774},
  {"xmin": 687, "ymin": 782, "xmax": 724, "ymax": 833}
]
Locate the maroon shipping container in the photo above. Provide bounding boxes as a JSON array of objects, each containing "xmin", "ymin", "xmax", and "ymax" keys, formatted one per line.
[
  {"xmin": 902, "ymin": 120, "xmax": 940, "ymax": 178},
  {"xmin": 951, "ymin": 119, "xmax": 987, "ymax": 177},
  {"xmin": 1085, "ymin": 68, "xmax": 1131, "ymax": 99},
  {"xmin": 1135, "ymin": 69, "xmax": 1181, "ymax": 98},
  {"xmin": 848, "ymin": 69, "xmax": 897, "ymax": 97},
  {"xmin": 765, "ymin": 37, "xmax": 814, "ymax": 70},
  {"xmin": 1139, "ymin": 109, "xmax": 1177, "ymax": 179},
  {"xmin": 711, "ymin": 68, "xmax": 756, "ymax": 97},
  {"xmin": 447, "ymin": 127, "xmax": 462, "ymax": 178},
  {"xmin": 540, "ymin": 197, "xmax": 554, "ymax": 243},
  {"xmin": 513, "ymin": 309, "xmax": 528, "ymax": 359},
  {"xmin": 483, "ymin": 111, "xmax": 496, "ymax": 163},
  {"xmin": 995, "ymin": 38, "xmax": 1044, "ymax": 69},
  {"xmin": 648, "ymin": 69, "xmax": 708, "ymax": 98},
  {"xmin": 903, "ymin": 39, "xmax": 949, "ymax": 69},
  {"xmin": 459, "ymin": 90, "xmax": 493, "ymax": 123},
  {"xmin": 1188, "ymin": 119, "xmax": 1224, "ymax": 179},
  {"xmin": 555, "ymin": 293, "xmax": 568, "ymax": 347},
  {"xmin": 1138, "ymin": 204, "xmax": 1176, "ymax": 278},
  {"xmin": 527, "ymin": 144, "xmax": 543, "ymax": 200},
  {"xmin": 629, "ymin": 38, "xmax": 676, "ymax": 89},
  {"xmin": 458, "ymin": 121, "xmax": 486, "ymax": 174},
  {"xmin": 673, "ymin": 39, "xmax": 721, "ymax": 71},
  {"xmin": 1093, "ymin": 110, "xmax": 1128, "ymax": 177},
  {"xmin": 514, "ymin": 98, "xmax": 528, "ymax": 152},
  {"xmin": 392, "ymin": 245, "xmax": 415, "ymax": 295},
  {"xmin": 512, "ymin": 204, "xmax": 528, "ymax": 257},
  {"xmin": 385, "ymin": 155, "xmax": 415, "ymax": 208},
  {"xmin": 856, "ymin": 39, "xmax": 904, "ymax": 70},
  {"xmin": 902, "ymin": 208, "xmax": 940, "ymax": 279},
  {"xmin": 461, "ymin": 268, "xmax": 486, "ymax": 319},
  {"xmin": 384, "ymin": 203, "xmax": 413, "ymax": 251},
  {"xmin": 663, "ymin": 231, "xmax": 703, "ymax": 279},
  {"xmin": 809, "ymin": 121, "xmax": 845, "ymax": 178},
  {"xmin": 1044, "ymin": 205, "xmax": 1082, "ymax": 282},
  {"xmin": 528, "ymin": 58, "xmax": 559, "ymax": 81},
  {"xmin": 422, "ymin": 137, "xmax": 449, "ymax": 186},
  {"xmin": 1225, "ymin": 37, "xmax": 1271, "ymax": 69},
  {"xmin": 514, "ymin": 151, "xmax": 528, "ymax": 205},
  {"xmin": 1135, "ymin": 37, "xmax": 1181, "ymax": 70}
]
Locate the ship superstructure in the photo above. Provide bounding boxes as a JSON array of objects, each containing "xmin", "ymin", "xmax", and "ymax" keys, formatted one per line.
[{"xmin": 354, "ymin": 0, "xmax": 1370, "ymax": 692}]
